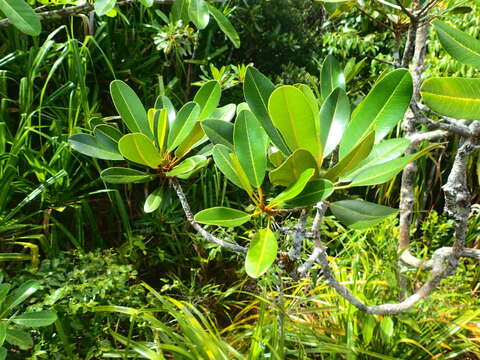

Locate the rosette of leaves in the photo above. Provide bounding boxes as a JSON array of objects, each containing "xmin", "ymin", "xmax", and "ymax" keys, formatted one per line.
[
  {"xmin": 197, "ymin": 59, "xmax": 437, "ymax": 278},
  {"xmin": 69, "ymin": 80, "xmax": 234, "ymax": 213},
  {"xmin": 0, "ymin": 277, "xmax": 57, "ymax": 359}
]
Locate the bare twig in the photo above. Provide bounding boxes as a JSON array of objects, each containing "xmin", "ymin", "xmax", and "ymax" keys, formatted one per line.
[
  {"xmin": 170, "ymin": 178, "xmax": 247, "ymax": 254},
  {"xmin": 288, "ymin": 210, "xmax": 309, "ymax": 262}
]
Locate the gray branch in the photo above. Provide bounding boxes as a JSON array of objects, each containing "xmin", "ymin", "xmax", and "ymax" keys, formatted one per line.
[
  {"xmin": 170, "ymin": 178, "xmax": 247, "ymax": 254},
  {"xmin": 287, "ymin": 209, "xmax": 308, "ymax": 262}
]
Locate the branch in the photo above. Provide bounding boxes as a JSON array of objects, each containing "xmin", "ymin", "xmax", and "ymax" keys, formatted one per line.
[
  {"xmin": 170, "ymin": 178, "xmax": 247, "ymax": 254},
  {"xmin": 415, "ymin": 103, "xmax": 472, "ymax": 137},
  {"xmin": 287, "ymin": 209, "xmax": 308, "ymax": 262}
]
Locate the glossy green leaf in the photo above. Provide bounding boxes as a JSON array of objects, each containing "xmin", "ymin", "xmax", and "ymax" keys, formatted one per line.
[
  {"xmin": 339, "ymin": 69, "xmax": 412, "ymax": 158},
  {"xmin": 245, "ymin": 228, "xmax": 278, "ymax": 278},
  {"xmin": 174, "ymin": 122, "xmax": 205, "ymax": 159},
  {"xmin": 420, "ymin": 77, "xmax": 480, "ymax": 120},
  {"xmin": 269, "ymin": 168, "xmax": 315, "ymax": 207},
  {"xmin": 12, "ymin": 311, "xmax": 57, "ymax": 327},
  {"xmin": 110, "ymin": 80, "xmax": 152, "ymax": 138},
  {"xmin": 154, "ymin": 95, "xmax": 176, "ymax": 126},
  {"xmin": 5, "ymin": 329, "xmax": 32, "ymax": 350},
  {"xmin": 433, "ymin": 19, "xmax": 480, "ymax": 70},
  {"xmin": 171, "ymin": 0, "xmax": 190, "ymax": 23},
  {"xmin": 326, "ymin": 131, "xmax": 375, "ymax": 181},
  {"xmin": 0, "ymin": 285, "xmax": 10, "ymax": 307},
  {"xmin": 330, "ymin": 199, "xmax": 398, "ymax": 230},
  {"xmin": 297, "ymin": 84, "xmax": 320, "ymax": 125},
  {"xmin": 340, "ymin": 138, "xmax": 411, "ymax": 182},
  {"xmin": 244, "ymin": 67, "xmax": 290, "ymax": 154},
  {"xmin": 0, "ymin": 322, "xmax": 6, "ymax": 346},
  {"xmin": 320, "ymin": 54, "xmax": 345, "ymax": 99},
  {"xmin": 94, "ymin": 124, "xmax": 123, "ymax": 142},
  {"xmin": 234, "ymin": 110, "xmax": 268, "ymax": 188},
  {"xmin": 69, "ymin": 130, "xmax": 123, "ymax": 161},
  {"xmin": 345, "ymin": 57, "xmax": 367, "ymax": 83},
  {"xmin": 208, "ymin": 5, "xmax": 240, "ymax": 48},
  {"xmin": 166, "ymin": 155, "xmax": 208, "ymax": 179},
  {"xmin": 167, "ymin": 102, "xmax": 200, "ymax": 151},
  {"xmin": 138, "ymin": 0, "xmax": 153, "ymax": 6},
  {"xmin": 118, "ymin": 133, "xmax": 163, "ymax": 168},
  {"xmin": 212, "ymin": 144, "xmax": 252, "ymax": 193},
  {"xmin": 193, "ymin": 81, "xmax": 221, "ymax": 120},
  {"xmin": 144, "ymin": 187, "xmax": 164, "ymax": 213},
  {"xmin": 195, "ymin": 207, "xmax": 250, "ymax": 227},
  {"xmin": 285, "ymin": 179, "xmax": 334, "ymax": 207},
  {"xmin": 188, "ymin": 0, "xmax": 209, "ymax": 29},
  {"xmin": 94, "ymin": 0, "xmax": 116, "ymax": 16},
  {"xmin": 320, "ymin": 87, "xmax": 350, "ymax": 157},
  {"xmin": 154, "ymin": 108, "xmax": 169, "ymax": 154},
  {"xmin": 100, "ymin": 167, "xmax": 154, "ymax": 184},
  {"xmin": 269, "ymin": 150, "xmax": 286, "ymax": 168},
  {"xmin": 201, "ymin": 119, "xmax": 234, "ymax": 148},
  {"xmin": 268, "ymin": 85, "xmax": 322, "ymax": 163},
  {"xmin": 210, "ymin": 104, "xmax": 236, "ymax": 121},
  {"xmin": 0, "ymin": 0, "xmax": 41, "ymax": 36},
  {"xmin": 1, "ymin": 280, "xmax": 39, "ymax": 317},
  {"xmin": 0, "ymin": 346, "xmax": 5, "ymax": 360},
  {"xmin": 269, "ymin": 149, "xmax": 318, "ymax": 187}
]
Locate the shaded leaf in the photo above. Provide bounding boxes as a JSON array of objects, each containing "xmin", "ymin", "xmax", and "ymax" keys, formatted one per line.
[
  {"xmin": 285, "ymin": 179, "xmax": 334, "ymax": 207},
  {"xmin": 5, "ymin": 328, "xmax": 33, "ymax": 350},
  {"xmin": 330, "ymin": 199, "xmax": 398, "ymax": 230},
  {"xmin": 0, "ymin": 0, "xmax": 41, "ymax": 36},
  {"xmin": 167, "ymin": 102, "xmax": 200, "ymax": 151},
  {"xmin": 144, "ymin": 187, "xmax": 164, "ymax": 213},
  {"xmin": 269, "ymin": 168, "xmax": 315, "ymax": 207},
  {"xmin": 201, "ymin": 119, "xmax": 234, "ymax": 148},
  {"xmin": 101, "ymin": 167, "xmax": 154, "ymax": 184},
  {"xmin": 195, "ymin": 207, "xmax": 250, "ymax": 227},
  {"xmin": 188, "ymin": 0, "xmax": 209, "ymax": 29},
  {"xmin": 1, "ymin": 281, "xmax": 39, "ymax": 317},
  {"xmin": 208, "ymin": 5, "xmax": 240, "ymax": 48},
  {"xmin": 69, "ymin": 130, "xmax": 123, "ymax": 161},
  {"xmin": 12, "ymin": 311, "xmax": 57, "ymax": 327},
  {"xmin": 212, "ymin": 144, "xmax": 252, "ymax": 194},
  {"xmin": 269, "ymin": 149, "xmax": 318, "ymax": 186}
]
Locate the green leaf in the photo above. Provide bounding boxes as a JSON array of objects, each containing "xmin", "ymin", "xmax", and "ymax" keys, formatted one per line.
[
  {"xmin": 234, "ymin": 110, "xmax": 268, "ymax": 188},
  {"xmin": 325, "ymin": 131, "xmax": 375, "ymax": 181},
  {"xmin": 94, "ymin": 0, "xmax": 116, "ymax": 16},
  {"xmin": 166, "ymin": 155, "xmax": 208, "ymax": 179},
  {"xmin": 245, "ymin": 228, "xmax": 278, "ymax": 278},
  {"xmin": 380, "ymin": 317, "xmax": 394, "ymax": 340},
  {"xmin": 269, "ymin": 149, "xmax": 318, "ymax": 187},
  {"xmin": 420, "ymin": 77, "xmax": 480, "ymax": 120},
  {"xmin": 167, "ymin": 102, "xmax": 200, "ymax": 151},
  {"xmin": 144, "ymin": 187, "xmax": 164, "ymax": 213},
  {"xmin": 12, "ymin": 311, "xmax": 57, "ymax": 327},
  {"xmin": 118, "ymin": 133, "xmax": 163, "ymax": 168},
  {"xmin": 0, "ymin": 346, "xmax": 5, "ymax": 360},
  {"xmin": 340, "ymin": 138, "xmax": 411, "ymax": 182},
  {"xmin": 188, "ymin": 0, "xmax": 209, "ymax": 29},
  {"xmin": 154, "ymin": 95, "xmax": 176, "ymax": 126},
  {"xmin": 193, "ymin": 81, "xmax": 221, "ymax": 120},
  {"xmin": 109, "ymin": 330, "xmax": 162, "ymax": 360},
  {"xmin": 138, "ymin": 0, "xmax": 153, "ymax": 7},
  {"xmin": 1, "ymin": 280, "xmax": 39, "ymax": 317},
  {"xmin": 0, "ymin": 322, "xmax": 6, "ymax": 346},
  {"xmin": 244, "ymin": 67, "xmax": 290, "ymax": 154},
  {"xmin": 329, "ymin": 199, "xmax": 398, "ymax": 230},
  {"xmin": 285, "ymin": 179, "xmax": 334, "ymax": 207},
  {"xmin": 433, "ymin": 19, "xmax": 480, "ymax": 70},
  {"xmin": 69, "ymin": 130, "xmax": 123, "ymax": 161},
  {"xmin": 174, "ymin": 122, "xmax": 205, "ymax": 159},
  {"xmin": 152, "ymin": 108, "xmax": 169, "ymax": 155},
  {"xmin": 345, "ymin": 57, "xmax": 367, "ymax": 83},
  {"xmin": 210, "ymin": 104, "xmax": 236, "ymax": 121},
  {"xmin": 110, "ymin": 80, "xmax": 152, "ymax": 138},
  {"xmin": 212, "ymin": 144, "xmax": 252, "ymax": 193},
  {"xmin": 201, "ymin": 119, "xmax": 234, "ymax": 148},
  {"xmin": 171, "ymin": 0, "xmax": 190, "ymax": 23},
  {"xmin": 0, "ymin": 0, "xmax": 41, "ymax": 36},
  {"xmin": 5, "ymin": 328, "xmax": 33, "ymax": 350},
  {"xmin": 208, "ymin": 5, "xmax": 240, "ymax": 48},
  {"xmin": 268, "ymin": 85, "xmax": 322, "ymax": 163},
  {"xmin": 194, "ymin": 207, "xmax": 250, "ymax": 227},
  {"xmin": 100, "ymin": 167, "xmax": 154, "ymax": 184},
  {"xmin": 320, "ymin": 54, "xmax": 345, "ymax": 99},
  {"xmin": 269, "ymin": 168, "xmax": 315, "ymax": 207},
  {"xmin": 320, "ymin": 87, "xmax": 350, "ymax": 157},
  {"xmin": 339, "ymin": 69, "xmax": 412, "ymax": 158},
  {"xmin": 94, "ymin": 124, "xmax": 123, "ymax": 142},
  {"xmin": 0, "ymin": 285, "xmax": 11, "ymax": 307}
]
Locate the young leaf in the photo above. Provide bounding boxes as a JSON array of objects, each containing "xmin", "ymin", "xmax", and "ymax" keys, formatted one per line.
[
  {"xmin": 144, "ymin": 187, "xmax": 164, "ymax": 213},
  {"xmin": 118, "ymin": 133, "xmax": 163, "ymax": 168},
  {"xmin": 110, "ymin": 80, "xmax": 153, "ymax": 139},
  {"xmin": 244, "ymin": 67, "xmax": 290, "ymax": 154},
  {"xmin": 201, "ymin": 119, "xmax": 234, "ymax": 148},
  {"xmin": 245, "ymin": 228, "xmax": 278, "ymax": 278},
  {"xmin": 167, "ymin": 102, "xmax": 201, "ymax": 151},
  {"xmin": 193, "ymin": 80, "xmax": 221, "ymax": 120},
  {"xmin": 0, "ymin": 0, "xmax": 41, "ymax": 36},
  {"xmin": 188, "ymin": 0, "xmax": 210, "ymax": 29},
  {"xmin": 329, "ymin": 199, "xmax": 398, "ymax": 230},
  {"xmin": 339, "ymin": 69, "xmax": 412, "ymax": 158},
  {"xmin": 166, "ymin": 155, "xmax": 208, "ymax": 179},
  {"xmin": 12, "ymin": 311, "xmax": 57, "ymax": 327},
  {"xmin": 195, "ymin": 207, "xmax": 251, "ymax": 227},
  {"xmin": 234, "ymin": 110, "xmax": 269, "ymax": 188},
  {"xmin": 420, "ymin": 77, "xmax": 480, "ymax": 120},
  {"xmin": 285, "ymin": 179, "xmax": 334, "ymax": 207},
  {"xmin": 268, "ymin": 85, "xmax": 322, "ymax": 164},
  {"xmin": 174, "ymin": 122, "xmax": 206, "ymax": 159},
  {"xmin": 325, "ymin": 131, "xmax": 375, "ymax": 181},
  {"xmin": 269, "ymin": 149, "xmax": 318, "ymax": 186},
  {"xmin": 320, "ymin": 54, "xmax": 345, "ymax": 99},
  {"xmin": 208, "ymin": 5, "xmax": 240, "ymax": 48},
  {"xmin": 212, "ymin": 144, "xmax": 252, "ymax": 193},
  {"xmin": 101, "ymin": 167, "xmax": 154, "ymax": 184},
  {"xmin": 153, "ymin": 108, "xmax": 169, "ymax": 155},
  {"xmin": 320, "ymin": 87, "xmax": 350, "ymax": 157},
  {"xmin": 269, "ymin": 168, "xmax": 315, "ymax": 207},
  {"xmin": 433, "ymin": 19, "xmax": 480, "ymax": 70},
  {"xmin": 154, "ymin": 95, "xmax": 176, "ymax": 126}
]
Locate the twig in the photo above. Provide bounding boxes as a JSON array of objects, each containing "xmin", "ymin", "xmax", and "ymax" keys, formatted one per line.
[
  {"xmin": 170, "ymin": 178, "xmax": 247, "ymax": 254},
  {"xmin": 287, "ymin": 210, "xmax": 308, "ymax": 262}
]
